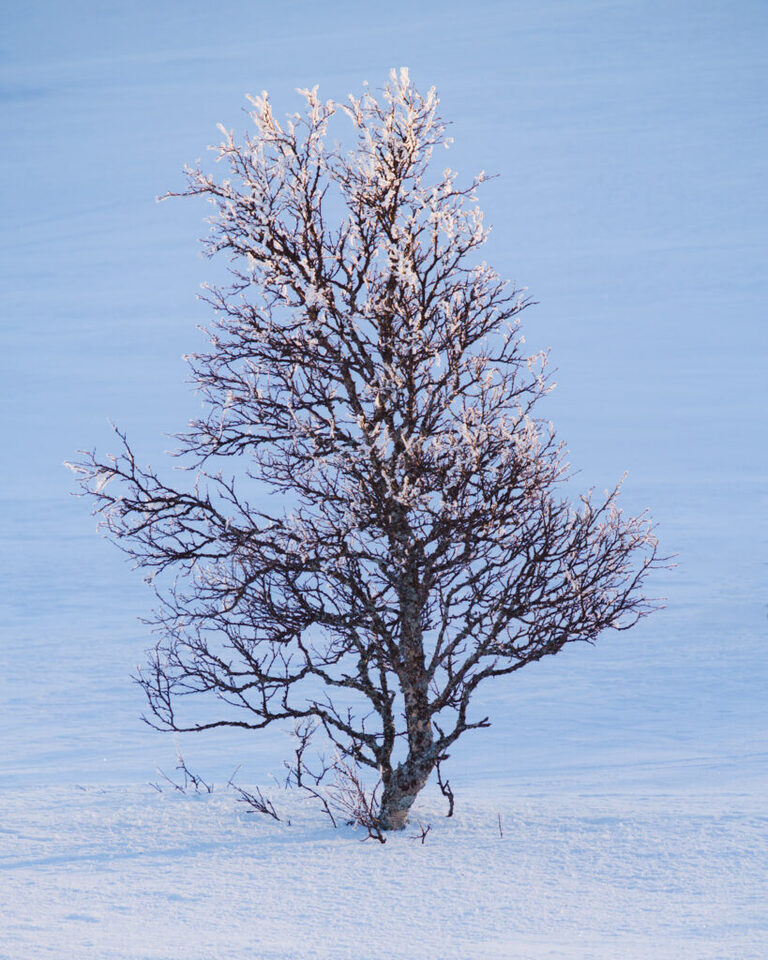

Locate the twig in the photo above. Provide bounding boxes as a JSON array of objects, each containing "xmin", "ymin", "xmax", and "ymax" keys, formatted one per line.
[
  {"xmin": 435, "ymin": 756, "xmax": 455, "ymax": 818},
  {"xmin": 230, "ymin": 781, "xmax": 282, "ymax": 821},
  {"xmin": 227, "ymin": 768, "xmax": 282, "ymax": 821},
  {"xmin": 300, "ymin": 782, "xmax": 339, "ymax": 829},
  {"xmin": 325, "ymin": 755, "xmax": 386, "ymax": 843},
  {"xmin": 151, "ymin": 749, "xmax": 213, "ymax": 794},
  {"xmin": 409, "ymin": 820, "xmax": 432, "ymax": 844}
]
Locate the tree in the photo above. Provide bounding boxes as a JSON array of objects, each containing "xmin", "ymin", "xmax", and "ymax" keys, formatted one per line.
[{"xmin": 70, "ymin": 69, "xmax": 660, "ymax": 831}]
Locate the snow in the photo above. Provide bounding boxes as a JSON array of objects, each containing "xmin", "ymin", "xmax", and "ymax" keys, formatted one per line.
[
  {"xmin": 1, "ymin": 0, "xmax": 767, "ymax": 956},
  {"xmin": 4, "ymin": 787, "xmax": 767, "ymax": 960}
]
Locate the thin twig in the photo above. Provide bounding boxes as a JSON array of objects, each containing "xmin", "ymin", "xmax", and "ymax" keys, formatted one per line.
[
  {"xmin": 409, "ymin": 820, "xmax": 432, "ymax": 844},
  {"xmin": 227, "ymin": 769, "xmax": 281, "ymax": 821},
  {"xmin": 435, "ymin": 757, "xmax": 455, "ymax": 817}
]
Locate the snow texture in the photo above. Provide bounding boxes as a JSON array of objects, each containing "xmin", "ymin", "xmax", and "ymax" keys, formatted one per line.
[
  {"xmin": 3, "ymin": 788, "xmax": 767, "ymax": 960},
  {"xmin": 1, "ymin": 0, "xmax": 766, "ymax": 957}
]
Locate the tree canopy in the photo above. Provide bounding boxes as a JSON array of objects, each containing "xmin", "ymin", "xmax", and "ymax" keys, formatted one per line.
[{"xmin": 71, "ymin": 69, "xmax": 659, "ymax": 830}]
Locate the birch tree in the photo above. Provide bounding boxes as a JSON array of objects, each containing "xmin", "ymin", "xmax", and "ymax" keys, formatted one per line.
[{"xmin": 71, "ymin": 70, "xmax": 659, "ymax": 830}]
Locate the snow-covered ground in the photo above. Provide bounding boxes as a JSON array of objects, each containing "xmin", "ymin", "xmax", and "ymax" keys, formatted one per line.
[
  {"xmin": 2, "ymin": 1, "xmax": 766, "ymax": 957},
  {"xmin": 4, "ymin": 787, "xmax": 767, "ymax": 960}
]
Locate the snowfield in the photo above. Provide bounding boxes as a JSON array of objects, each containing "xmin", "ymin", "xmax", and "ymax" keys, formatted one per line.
[
  {"xmin": 2, "ymin": 0, "xmax": 767, "ymax": 957},
  {"xmin": 3, "ymin": 787, "xmax": 766, "ymax": 960}
]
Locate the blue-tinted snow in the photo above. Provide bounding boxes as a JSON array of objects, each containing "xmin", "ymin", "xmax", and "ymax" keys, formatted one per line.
[
  {"xmin": 1, "ymin": 0, "xmax": 766, "ymax": 801},
  {"xmin": 3, "ymin": 787, "xmax": 766, "ymax": 959}
]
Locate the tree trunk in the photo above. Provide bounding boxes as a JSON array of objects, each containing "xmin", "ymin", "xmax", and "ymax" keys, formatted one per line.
[
  {"xmin": 378, "ymin": 590, "xmax": 435, "ymax": 830},
  {"xmin": 378, "ymin": 748, "xmax": 436, "ymax": 830}
]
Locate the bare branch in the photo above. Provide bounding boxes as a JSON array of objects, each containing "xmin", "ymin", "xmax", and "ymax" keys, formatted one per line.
[
  {"xmin": 435, "ymin": 756, "xmax": 455, "ymax": 818},
  {"xmin": 71, "ymin": 69, "xmax": 663, "ymax": 832},
  {"xmin": 409, "ymin": 820, "xmax": 432, "ymax": 844},
  {"xmin": 227, "ymin": 774, "xmax": 282, "ymax": 822}
]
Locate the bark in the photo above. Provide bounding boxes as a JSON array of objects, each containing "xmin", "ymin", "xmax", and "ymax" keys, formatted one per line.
[
  {"xmin": 378, "ymin": 589, "xmax": 437, "ymax": 830},
  {"xmin": 378, "ymin": 750, "xmax": 436, "ymax": 831}
]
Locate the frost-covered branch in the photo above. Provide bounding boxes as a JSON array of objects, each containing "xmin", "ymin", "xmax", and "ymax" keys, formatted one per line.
[{"xmin": 70, "ymin": 69, "xmax": 663, "ymax": 831}]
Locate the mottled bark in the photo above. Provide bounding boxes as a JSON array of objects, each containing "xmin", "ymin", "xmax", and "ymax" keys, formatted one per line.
[
  {"xmin": 379, "ymin": 603, "xmax": 436, "ymax": 829},
  {"xmin": 379, "ymin": 763, "xmax": 435, "ymax": 830}
]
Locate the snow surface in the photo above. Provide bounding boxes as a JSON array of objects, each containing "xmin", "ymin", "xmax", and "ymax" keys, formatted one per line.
[
  {"xmin": 1, "ymin": 0, "xmax": 767, "ymax": 957},
  {"xmin": 3, "ymin": 787, "xmax": 767, "ymax": 960}
]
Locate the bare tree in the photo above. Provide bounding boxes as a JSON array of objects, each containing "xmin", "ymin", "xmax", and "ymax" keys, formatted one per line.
[{"xmin": 69, "ymin": 69, "xmax": 660, "ymax": 831}]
